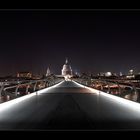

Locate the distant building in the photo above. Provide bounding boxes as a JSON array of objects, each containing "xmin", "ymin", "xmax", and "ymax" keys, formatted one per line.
[
  {"xmin": 119, "ymin": 72, "xmax": 123, "ymax": 77},
  {"xmin": 61, "ymin": 58, "xmax": 73, "ymax": 78},
  {"xmin": 46, "ymin": 67, "xmax": 51, "ymax": 77},
  {"xmin": 126, "ymin": 75, "xmax": 135, "ymax": 79},
  {"xmin": 32, "ymin": 74, "xmax": 42, "ymax": 80},
  {"xmin": 98, "ymin": 72, "xmax": 118, "ymax": 79},
  {"xmin": 126, "ymin": 69, "xmax": 135, "ymax": 79},
  {"xmin": 80, "ymin": 73, "xmax": 90, "ymax": 79},
  {"xmin": 98, "ymin": 72, "xmax": 105, "ymax": 77},
  {"xmin": 17, "ymin": 72, "xmax": 32, "ymax": 79},
  {"xmin": 128, "ymin": 69, "xmax": 134, "ymax": 75},
  {"xmin": 105, "ymin": 72, "xmax": 112, "ymax": 77}
]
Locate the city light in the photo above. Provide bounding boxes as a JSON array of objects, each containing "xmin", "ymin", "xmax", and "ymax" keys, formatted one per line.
[{"xmin": 105, "ymin": 72, "xmax": 112, "ymax": 77}]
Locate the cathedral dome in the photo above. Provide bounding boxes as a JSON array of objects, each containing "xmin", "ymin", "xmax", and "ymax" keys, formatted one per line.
[
  {"xmin": 63, "ymin": 64, "xmax": 72, "ymax": 70},
  {"xmin": 61, "ymin": 58, "xmax": 72, "ymax": 76}
]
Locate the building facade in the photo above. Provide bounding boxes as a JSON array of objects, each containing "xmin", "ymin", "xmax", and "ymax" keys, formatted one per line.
[
  {"xmin": 61, "ymin": 58, "xmax": 72, "ymax": 77},
  {"xmin": 17, "ymin": 72, "xmax": 32, "ymax": 79},
  {"xmin": 46, "ymin": 67, "xmax": 51, "ymax": 77}
]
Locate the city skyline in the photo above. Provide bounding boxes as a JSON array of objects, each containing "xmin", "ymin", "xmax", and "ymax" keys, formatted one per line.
[{"xmin": 0, "ymin": 10, "xmax": 140, "ymax": 76}]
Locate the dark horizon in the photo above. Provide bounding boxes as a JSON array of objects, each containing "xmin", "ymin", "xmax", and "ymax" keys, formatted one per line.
[{"xmin": 0, "ymin": 9, "xmax": 140, "ymax": 76}]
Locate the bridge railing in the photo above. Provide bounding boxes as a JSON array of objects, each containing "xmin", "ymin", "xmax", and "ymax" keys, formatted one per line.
[
  {"xmin": 0, "ymin": 76, "xmax": 64, "ymax": 103},
  {"xmin": 73, "ymin": 78, "xmax": 140, "ymax": 103}
]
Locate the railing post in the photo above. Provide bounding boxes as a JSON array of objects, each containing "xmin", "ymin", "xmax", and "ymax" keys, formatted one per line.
[
  {"xmin": 47, "ymin": 81, "xmax": 49, "ymax": 87},
  {"xmin": 130, "ymin": 83, "xmax": 138, "ymax": 101},
  {"xmin": 45, "ymin": 81, "xmax": 47, "ymax": 88},
  {"xmin": 26, "ymin": 85, "xmax": 29, "ymax": 94},
  {"xmin": 15, "ymin": 85, "xmax": 19, "ymax": 95},
  {"xmin": 34, "ymin": 82, "xmax": 38, "ymax": 92},
  {"xmin": 107, "ymin": 82, "xmax": 110, "ymax": 93},
  {"xmin": 133, "ymin": 84, "xmax": 136, "ymax": 94},
  {"xmin": 45, "ymin": 80, "xmax": 47, "ymax": 88},
  {"xmin": 133, "ymin": 83, "xmax": 137, "ymax": 95},
  {"xmin": 116, "ymin": 82, "xmax": 121, "ymax": 96},
  {"xmin": 86, "ymin": 80, "xmax": 87, "ymax": 86},
  {"xmin": 100, "ymin": 83, "xmax": 103, "ymax": 91},
  {"xmin": 0, "ymin": 83, "xmax": 5, "ymax": 97}
]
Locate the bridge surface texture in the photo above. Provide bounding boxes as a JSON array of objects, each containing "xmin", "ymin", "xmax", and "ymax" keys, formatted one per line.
[{"xmin": 0, "ymin": 80, "xmax": 140, "ymax": 130}]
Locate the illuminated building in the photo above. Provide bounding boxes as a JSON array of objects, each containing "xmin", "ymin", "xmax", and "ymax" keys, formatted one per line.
[
  {"xmin": 105, "ymin": 72, "xmax": 112, "ymax": 77},
  {"xmin": 98, "ymin": 72, "xmax": 105, "ymax": 76},
  {"xmin": 128, "ymin": 69, "xmax": 134, "ymax": 75},
  {"xmin": 17, "ymin": 72, "xmax": 32, "ymax": 78},
  {"xmin": 120, "ymin": 72, "xmax": 123, "ymax": 76},
  {"xmin": 126, "ymin": 69, "xmax": 135, "ymax": 79},
  {"xmin": 61, "ymin": 58, "xmax": 72, "ymax": 78},
  {"xmin": 46, "ymin": 67, "xmax": 51, "ymax": 76}
]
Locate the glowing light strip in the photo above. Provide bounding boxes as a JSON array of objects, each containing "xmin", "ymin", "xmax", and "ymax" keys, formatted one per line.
[
  {"xmin": 73, "ymin": 80, "xmax": 140, "ymax": 113},
  {"xmin": 37, "ymin": 81, "xmax": 64, "ymax": 94},
  {"xmin": 72, "ymin": 80, "xmax": 99, "ymax": 95},
  {"xmin": 0, "ymin": 93, "xmax": 36, "ymax": 111},
  {"xmin": 0, "ymin": 81, "xmax": 64, "ymax": 111},
  {"xmin": 99, "ymin": 90, "xmax": 140, "ymax": 113}
]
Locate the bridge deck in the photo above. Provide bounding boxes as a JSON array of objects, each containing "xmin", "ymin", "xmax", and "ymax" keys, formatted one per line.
[{"xmin": 0, "ymin": 81, "xmax": 140, "ymax": 130}]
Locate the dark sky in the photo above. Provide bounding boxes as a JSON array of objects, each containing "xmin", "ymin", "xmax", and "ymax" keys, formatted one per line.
[{"xmin": 0, "ymin": 10, "xmax": 140, "ymax": 76}]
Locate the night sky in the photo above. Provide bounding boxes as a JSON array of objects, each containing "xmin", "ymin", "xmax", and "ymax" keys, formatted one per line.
[{"xmin": 0, "ymin": 10, "xmax": 140, "ymax": 76}]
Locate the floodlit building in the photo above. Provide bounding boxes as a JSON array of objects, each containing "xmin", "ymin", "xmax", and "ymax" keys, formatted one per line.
[
  {"xmin": 105, "ymin": 72, "xmax": 112, "ymax": 77},
  {"xmin": 61, "ymin": 58, "xmax": 73, "ymax": 78},
  {"xmin": 46, "ymin": 67, "xmax": 51, "ymax": 76},
  {"xmin": 128, "ymin": 69, "xmax": 134, "ymax": 75},
  {"xmin": 17, "ymin": 72, "xmax": 32, "ymax": 78}
]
